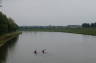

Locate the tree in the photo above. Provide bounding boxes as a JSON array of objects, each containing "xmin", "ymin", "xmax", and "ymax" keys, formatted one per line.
[
  {"xmin": 7, "ymin": 18, "xmax": 18, "ymax": 32},
  {"xmin": 82, "ymin": 23, "xmax": 90, "ymax": 28},
  {"xmin": 0, "ymin": 12, "xmax": 18, "ymax": 35},
  {"xmin": 90, "ymin": 23, "xmax": 96, "ymax": 27}
]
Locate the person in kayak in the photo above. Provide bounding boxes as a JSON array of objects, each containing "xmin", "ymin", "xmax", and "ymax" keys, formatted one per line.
[{"xmin": 42, "ymin": 49, "xmax": 47, "ymax": 54}]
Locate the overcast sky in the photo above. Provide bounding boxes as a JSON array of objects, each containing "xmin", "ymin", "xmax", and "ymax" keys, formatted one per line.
[{"xmin": 1, "ymin": 0, "xmax": 96, "ymax": 26}]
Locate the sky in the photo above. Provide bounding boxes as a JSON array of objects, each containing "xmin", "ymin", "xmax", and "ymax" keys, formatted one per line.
[{"xmin": 1, "ymin": 0, "xmax": 96, "ymax": 26}]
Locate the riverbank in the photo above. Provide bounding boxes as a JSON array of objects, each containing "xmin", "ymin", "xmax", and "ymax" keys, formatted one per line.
[
  {"xmin": 20, "ymin": 27, "xmax": 96, "ymax": 36},
  {"xmin": 0, "ymin": 31, "xmax": 22, "ymax": 47},
  {"xmin": 50, "ymin": 28, "xmax": 96, "ymax": 36},
  {"xmin": 60, "ymin": 28, "xmax": 96, "ymax": 36}
]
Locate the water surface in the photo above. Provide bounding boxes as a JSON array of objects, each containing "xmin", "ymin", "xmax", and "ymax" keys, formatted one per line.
[{"xmin": 0, "ymin": 32, "xmax": 96, "ymax": 63}]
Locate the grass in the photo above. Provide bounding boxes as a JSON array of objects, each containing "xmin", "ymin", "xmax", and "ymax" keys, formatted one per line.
[
  {"xmin": 20, "ymin": 27, "xmax": 96, "ymax": 36},
  {"xmin": 0, "ymin": 31, "xmax": 22, "ymax": 47},
  {"xmin": 62, "ymin": 28, "xmax": 96, "ymax": 35}
]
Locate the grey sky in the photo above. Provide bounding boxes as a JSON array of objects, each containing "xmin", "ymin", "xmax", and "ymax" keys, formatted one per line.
[{"xmin": 2, "ymin": 0, "xmax": 96, "ymax": 26}]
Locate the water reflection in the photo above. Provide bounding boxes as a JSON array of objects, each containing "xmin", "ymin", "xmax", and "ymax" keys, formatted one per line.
[
  {"xmin": 1, "ymin": 32, "xmax": 96, "ymax": 63},
  {"xmin": 0, "ymin": 36, "xmax": 19, "ymax": 63}
]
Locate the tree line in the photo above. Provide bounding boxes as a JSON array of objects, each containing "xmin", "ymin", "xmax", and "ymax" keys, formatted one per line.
[
  {"xmin": 82, "ymin": 22, "xmax": 96, "ymax": 28},
  {"xmin": 0, "ymin": 12, "xmax": 18, "ymax": 35}
]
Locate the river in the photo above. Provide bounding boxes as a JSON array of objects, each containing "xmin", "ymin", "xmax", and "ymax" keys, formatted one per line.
[{"xmin": 0, "ymin": 31, "xmax": 96, "ymax": 63}]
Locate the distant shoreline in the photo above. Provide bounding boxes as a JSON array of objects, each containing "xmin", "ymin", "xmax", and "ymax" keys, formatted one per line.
[{"xmin": 19, "ymin": 26, "xmax": 96, "ymax": 36}]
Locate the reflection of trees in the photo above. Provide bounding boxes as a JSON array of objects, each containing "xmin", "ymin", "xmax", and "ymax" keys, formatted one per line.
[
  {"xmin": 0, "ymin": 44, "xmax": 8, "ymax": 63},
  {"xmin": 0, "ymin": 36, "xmax": 19, "ymax": 63},
  {"xmin": 6, "ymin": 36, "xmax": 19, "ymax": 48}
]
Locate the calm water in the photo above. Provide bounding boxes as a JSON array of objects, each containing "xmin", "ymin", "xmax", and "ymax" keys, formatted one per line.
[{"xmin": 0, "ymin": 31, "xmax": 96, "ymax": 63}]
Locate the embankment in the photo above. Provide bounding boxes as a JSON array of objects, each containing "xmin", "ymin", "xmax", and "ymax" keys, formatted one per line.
[
  {"xmin": 61, "ymin": 28, "xmax": 96, "ymax": 36},
  {"xmin": 0, "ymin": 32, "xmax": 22, "ymax": 47},
  {"xmin": 20, "ymin": 27, "xmax": 96, "ymax": 36}
]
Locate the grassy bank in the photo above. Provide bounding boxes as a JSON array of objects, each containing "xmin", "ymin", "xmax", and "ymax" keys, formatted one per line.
[
  {"xmin": 20, "ymin": 27, "xmax": 96, "ymax": 36},
  {"xmin": 59, "ymin": 28, "xmax": 96, "ymax": 35},
  {"xmin": 0, "ymin": 31, "xmax": 22, "ymax": 47},
  {"xmin": 48, "ymin": 28, "xmax": 96, "ymax": 36}
]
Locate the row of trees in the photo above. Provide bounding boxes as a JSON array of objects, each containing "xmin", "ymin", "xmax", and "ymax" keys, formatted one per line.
[
  {"xmin": 0, "ymin": 12, "xmax": 18, "ymax": 35},
  {"xmin": 82, "ymin": 22, "xmax": 96, "ymax": 28}
]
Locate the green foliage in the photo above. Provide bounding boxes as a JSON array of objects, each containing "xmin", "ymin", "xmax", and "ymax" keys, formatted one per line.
[
  {"xmin": 7, "ymin": 18, "xmax": 18, "ymax": 32},
  {"xmin": 0, "ymin": 12, "xmax": 18, "ymax": 35},
  {"xmin": 90, "ymin": 23, "xmax": 96, "ymax": 27},
  {"xmin": 82, "ymin": 22, "xmax": 96, "ymax": 28},
  {"xmin": 82, "ymin": 23, "xmax": 90, "ymax": 28}
]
